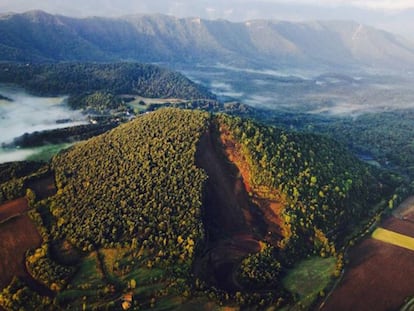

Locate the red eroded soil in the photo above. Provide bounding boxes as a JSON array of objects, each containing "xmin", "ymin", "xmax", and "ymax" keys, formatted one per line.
[
  {"xmin": 219, "ymin": 125, "xmax": 285, "ymax": 243},
  {"xmin": 194, "ymin": 124, "xmax": 283, "ymax": 290},
  {"xmin": 194, "ymin": 127, "xmax": 261, "ymax": 290}
]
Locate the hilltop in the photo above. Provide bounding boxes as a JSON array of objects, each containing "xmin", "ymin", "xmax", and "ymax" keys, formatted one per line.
[{"xmin": 0, "ymin": 108, "xmax": 396, "ymax": 309}]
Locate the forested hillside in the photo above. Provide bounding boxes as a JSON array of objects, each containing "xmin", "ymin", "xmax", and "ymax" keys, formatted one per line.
[
  {"xmin": 1, "ymin": 11, "xmax": 414, "ymax": 70},
  {"xmin": 0, "ymin": 63, "xmax": 215, "ymax": 114},
  {"xmin": 0, "ymin": 108, "xmax": 397, "ymax": 309},
  {"xmin": 51, "ymin": 109, "xmax": 209, "ymax": 261},
  {"xmin": 216, "ymin": 114, "xmax": 395, "ymax": 257}
]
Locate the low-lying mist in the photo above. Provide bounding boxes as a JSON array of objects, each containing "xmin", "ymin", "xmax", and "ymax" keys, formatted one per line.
[
  {"xmin": 0, "ymin": 85, "xmax": 87, "ymax": 145},
  {"xmin": 0, "ymin": 85, "xmax": 87, "ymax": 163},
  {"xmin": 184, "ymin": 66, "xmax": 414, "ymax": 116}
]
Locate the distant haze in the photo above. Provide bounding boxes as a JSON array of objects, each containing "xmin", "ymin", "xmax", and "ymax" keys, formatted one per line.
[{"xmin": 1, "ymin": 0, "xmax": 414, "ymax": 40}]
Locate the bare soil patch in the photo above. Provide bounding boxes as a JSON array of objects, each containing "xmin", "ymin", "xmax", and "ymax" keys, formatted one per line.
[
  {"xmin": 0, "ymin": 198, "xmax": 28, "ymax": 223},
  {"xmin": 0, "ymin": 215, "xmax": 41, "ymax": 289},
  {"xmin": 381, "ymin": 217, "xmax": 414, "ymax": 238},
  {"xmin": 322, "ymin": 236, "xmax": 414, "ymax": 311},
  {"xmin": 322, "ymin": 206, "xmax": 414, "ymax": 311},
  {"xmin": 218, "ymin": 125, "xmax": 285, "ymax": 243},
  {"xmin": 194, "ymin": 126, "xmax": 267, "ymax": 290}
]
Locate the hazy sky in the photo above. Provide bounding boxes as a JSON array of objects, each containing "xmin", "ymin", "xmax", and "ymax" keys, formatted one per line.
[{"xmin": 1, "ymin": 0, "xmax": 414, "ymax": 39}]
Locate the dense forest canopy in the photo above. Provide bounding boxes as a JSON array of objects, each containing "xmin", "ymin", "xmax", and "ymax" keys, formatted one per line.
[
  {"xmin": 0, "ymin": 108, "xmax": 401, "ymax": 309},
  {"xmin": 0, "ymin": 63, "xmax": 215, "ymax": 115},
  {"xmin": 0, "ymin": 63, "xmax": 215, "ymax": 100}
]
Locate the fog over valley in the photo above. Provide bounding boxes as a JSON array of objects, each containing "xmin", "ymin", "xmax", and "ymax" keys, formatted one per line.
[
  {"xmin": 0, "ymin": 85, "xmax": 86, "ymax": 163},
  {"xmin": 184, "ymin": 66, "xmax": 414, "ymax": 115}
]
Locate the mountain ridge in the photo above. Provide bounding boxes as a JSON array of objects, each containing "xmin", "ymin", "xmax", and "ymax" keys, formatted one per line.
[{"xmin": 1, "ymin": 10, "xmax": 414, "ymax": 70}]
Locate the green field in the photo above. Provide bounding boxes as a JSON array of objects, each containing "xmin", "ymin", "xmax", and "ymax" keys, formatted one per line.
[{"xmin": 282, "ymin": 256, "xmax": 336, "ymax": 310}]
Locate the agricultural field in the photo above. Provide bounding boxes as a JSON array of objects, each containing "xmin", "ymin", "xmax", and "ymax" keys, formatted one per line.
[
  {"xmin": 372, "ymin": 228, "xmax": 414, "ymax": 251},
  {"xmin": 0, "ymin": 198, "xmax": 41, "ymax": 289},
  {"xmin": 322, "ymin": 197, "xmax": 414, "ymax": 311}
]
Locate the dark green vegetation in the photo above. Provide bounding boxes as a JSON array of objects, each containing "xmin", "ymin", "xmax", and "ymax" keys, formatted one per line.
[
  {"xmin": 0, "ymin": 108, "xmax": 398, "ymax": 310},
  {"xmin": 0, "ymin": 161, "xmax": 46, "ymax": 204},
  {"xmin": 257, "ymin": 110, "xmax": 414, "ymax": 190},
  {"xmin": 0, "ymin": 63, "xmax": 214, "ymax": 101},
  {"xmin": 217, "ymin": 114, "xmax": 395, "ymax": 255},
  {"xmin": 0, "ymin": 62, "xmax": 215, "ymax": 116},
  {"xmin": 7, "ymin": 123, "xmax": 119, "ymax": 148}
]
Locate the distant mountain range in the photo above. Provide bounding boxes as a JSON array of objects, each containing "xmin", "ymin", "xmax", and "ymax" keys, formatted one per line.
[{"xmin": 1, "ymin": 10, "xmax": 414, "ymax": 70}]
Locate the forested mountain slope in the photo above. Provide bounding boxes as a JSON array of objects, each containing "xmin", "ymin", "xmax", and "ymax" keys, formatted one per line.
[
  {"xmin": 0, "ymin": 108, "xmax": 396, "ymax": 309},
  {"xmin": 1, "ymin": 10, "xmax": 414, "ymax": 70},
  {"xmin": 0, "ymin": 62, "xmax": 215, "ymax": 101}
]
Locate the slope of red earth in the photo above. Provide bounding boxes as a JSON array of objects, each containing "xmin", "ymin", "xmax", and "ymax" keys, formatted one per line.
[
  {"xmin": 218, "ymin": 124, "xmax": 286, "ymax": 245},
  {"xmin": 194, "ymin": 127, "xmax": 261, "ymax": 290},
  {"xmin": 194, "ymin": 123, "xmax": 284, "ymax": 291},
  {"xmin": 322, "ymin": 196, "xmax": 414, "ymax": 311}
]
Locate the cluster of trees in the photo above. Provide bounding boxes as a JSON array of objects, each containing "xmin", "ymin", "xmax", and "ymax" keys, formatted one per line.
[
  {"xmin": 0, "ymin": 161, "xmax": 47, "ymax": 204},
  {"xmin": 0, "ymin": 62, "xmax": 215, "ymax": 102},
  {"xmin": 254, "ymin": 109, "xmax": 413, "ymax": 189},
  {"xmin": 216, "ymin": 114, "xmax": 391, "ymax": 256},
  {"xmin": 26, "ymin": 244, "xmax": 75, "ymax": 291},
  {"xmin": 9, "ymin": 123, "xmax": 118, "ymax": 148},
  {"xmin": 319, "ymin": 111, "xmax": 414, "ymax": 181},
  {"xmin": 0, "ymin": 278, "xmax": 52, "ymax": 311},
  {"xmin": 67, "ymin": 91, "xmax": 128, "ymax": 113},
  {"xmin": 237, "ymin": 244, "xmax": 281, "ymax": 289},
  {"xmin": 50, "ymin": 109, "xmax": 210, "ymax": 267},
  {"xmin": 0, "ymin": 162, "xmax": 44, "ymax": 183}
]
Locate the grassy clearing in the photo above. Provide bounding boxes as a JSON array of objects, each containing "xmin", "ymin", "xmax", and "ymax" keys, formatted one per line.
[
  {"xmin": 372, "ymin": 228, "xmax": 414, "ymax": 251},
  {"xmin": 57, "ymin": 248, "xmax": 185, "ymax": 310},
  {"xmin": 55, "ymin": 252, "xmax": 108, "ymax": 308},
  {"xmin": 26, "ymin": 143, "xmax": 73, "ymax": 162},
  {"xmin": 282, "ymin": 256, "xmax": 336, "ymax": 310}
]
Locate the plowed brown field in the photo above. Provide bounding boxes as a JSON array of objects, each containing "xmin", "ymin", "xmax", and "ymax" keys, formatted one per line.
[{"xmin": 322, "ymin": 197, "xmax": 414, "ymax": 311}]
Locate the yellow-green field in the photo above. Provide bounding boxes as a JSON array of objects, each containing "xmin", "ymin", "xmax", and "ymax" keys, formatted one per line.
[{"xmin": 372, "ymin": 228, "xmax": 414, "ymax": 251}]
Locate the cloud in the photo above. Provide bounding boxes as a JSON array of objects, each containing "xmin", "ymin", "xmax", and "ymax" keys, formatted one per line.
[{"xmin": 257, "ymin": 0, "xmax": 414, "ymax": 11}]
